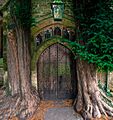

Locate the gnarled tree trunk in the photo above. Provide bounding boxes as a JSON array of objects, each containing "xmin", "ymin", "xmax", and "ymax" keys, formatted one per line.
[
  {"xmin": 7, "ymin": 30, "xmax": 20, "ymax": 95},
  {"xmin": 7, "ymin": 28, "xmax": 39, "ymax": 119},
  {"xmin": 6, "ymin": 0, "xmax": 40, "ymax": 118},
  {"xmin": 16, "ymin": 27, "xmax": 39, "ymax": 115},
  {"xmin": 74, "ymin": 59, "xmax": 113, "ymax": 119}
]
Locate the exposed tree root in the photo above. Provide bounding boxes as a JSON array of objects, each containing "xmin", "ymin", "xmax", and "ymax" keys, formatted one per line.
[
  {"xmin": 100, "ymin": 90, "xmax": 113, "ymax": 106},
  {"xmin": 74, "ymin": 59, "xmax": 113, "ymax": 119},
  {"xmin": 17, "ymin": 89, "xmax": 40, "ymax": 119},
  {"xmin": 0, "ymin": 89, "xmax": 40, "ymax": 120}
]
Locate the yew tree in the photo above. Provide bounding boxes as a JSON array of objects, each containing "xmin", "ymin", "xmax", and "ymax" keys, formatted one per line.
[
  {"xmin": 66, "ymin": 0, "xmax": 113, "ymax": 119},
  {"xmin": 7, "ymin": 0, "xmax": 39, "ymax": 118}
]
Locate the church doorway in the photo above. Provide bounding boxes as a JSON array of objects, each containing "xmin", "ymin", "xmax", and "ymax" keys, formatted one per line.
[{"xmin": 37, "ymin": 43, "xmax": 77, "ymax": 100}]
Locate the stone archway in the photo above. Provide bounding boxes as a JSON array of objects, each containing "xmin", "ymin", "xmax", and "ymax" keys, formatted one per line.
[{"xmin": 37, "ymin": 43, "xmax": 77, "ymax": 100}]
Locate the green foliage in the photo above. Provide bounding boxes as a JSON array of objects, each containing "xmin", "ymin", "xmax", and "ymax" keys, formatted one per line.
[
  {"xmin": 67, "ymin": 0, "xmax": 113, "ymax": 72},
  {"xmin": 9, "ymin": 0, "xmax": 31, "ymax": 28},
  {"xmin": 8, "ymin": 0, "xmax": 38, "ymax": 29},
  {"xmin": 0, "ymin": 58, "xmax": 3, "ymax": 67}
]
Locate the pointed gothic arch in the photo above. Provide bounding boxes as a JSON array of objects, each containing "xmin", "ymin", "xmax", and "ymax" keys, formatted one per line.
[{"xmin": 32, "ymin": 37, "xmax": 77, "ymax": 100}]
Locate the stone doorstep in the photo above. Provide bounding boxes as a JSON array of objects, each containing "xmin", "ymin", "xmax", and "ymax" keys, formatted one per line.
[{"xmin": 44, "ymin": 107, "xmax": 83, "ymax": 120}]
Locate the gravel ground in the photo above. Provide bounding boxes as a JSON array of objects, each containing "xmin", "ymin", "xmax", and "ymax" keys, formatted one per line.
[{"xmin": 44, "ymin": 107, "xmax": 83, "ymax": 120}]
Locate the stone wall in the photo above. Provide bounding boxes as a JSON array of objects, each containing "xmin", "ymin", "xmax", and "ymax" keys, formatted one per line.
[
  {"xmin": 32, "ymin": 0, "xmax": 51, "ymax": 20},
  {"xmin": 97, "ymin": 72, "xmax": 113, "ymax": 92},
  {"xmin": 0, "ymin": 15, "xmax": 3, "ymax": 58},
  {"xmin": 109, "ymin": 72, "xmax": 113, "ymax": 91},
  {"xmin": 31, "ymin": 0, "xmax": 113, "ymax": 92},
  {"xmin": 31, "ymin": 0, "xmax": 75, "ymax": 36},
  {"xmin": 0, "ymin": 68, "xmax": 4, "ymax": 86},
  {"xmin": 32, "ymin": 0, "xmax": 74, "ymax": 21},
  {"xmin": 31, "ymin": 0, "xmax": 75, "ymax": 89}
]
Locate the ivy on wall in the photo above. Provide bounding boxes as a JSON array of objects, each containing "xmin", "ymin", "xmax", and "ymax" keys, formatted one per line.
[{"xmin": 64, "ymin": 0, "xmax": 113, "ymax": 72}]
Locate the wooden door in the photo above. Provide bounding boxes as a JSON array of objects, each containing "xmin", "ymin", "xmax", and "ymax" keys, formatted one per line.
[{"xmin": 37, "ymin": 43, "xmax": 77, "ymax": 100}]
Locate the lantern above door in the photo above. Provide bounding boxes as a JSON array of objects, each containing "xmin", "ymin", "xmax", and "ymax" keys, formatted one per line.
[{"xmin": 51, "ymin": 0, "xmax": 64, "ymax": 21}]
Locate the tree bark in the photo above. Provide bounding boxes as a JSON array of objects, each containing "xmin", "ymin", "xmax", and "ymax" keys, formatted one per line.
[
  {"xmin": 7, "ymin": 30, "xmax": 20, "ymax": 95},
  {"xmin": 7, "ymin": 1, "xmax": 40, "ymax": 117},
  {"xmin": 16, "ymin": 27, "xmax": 38, "ymax": 115},
  {"xmin": 7, "ymin": 27, "xmax": 39, "ymax": 119},
  {"xmin": 6, "ymin": 0, "xmax": 40, "ymax": 118},
  {"xmin": 74, "ymin": 59, "xmax": 113, "ymax": 119}
]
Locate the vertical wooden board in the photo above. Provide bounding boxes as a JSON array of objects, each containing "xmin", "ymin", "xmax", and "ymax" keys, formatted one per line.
[{"xmin": 37, "ymin": 43, "xmax": 77, "ymax": 100}]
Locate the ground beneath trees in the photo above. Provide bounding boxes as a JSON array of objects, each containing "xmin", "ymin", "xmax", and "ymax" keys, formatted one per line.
[
  {"xmin": 44, "ymin": 107, "xmax": 83, "ymax": 120},
  {"xmin": 29, "ymin": 100, "xmax": 113, "ymax": 120},
  {"xmin": 0, "ymin": 89, "xmax": 19, "ymax": 120},
  {"xmin": 29, "ymin": 100, "xmax": 83, "ymax": 120},
  {"xmin": 0, "ymin": 89, "xmax": 113, "ymax": 120}
]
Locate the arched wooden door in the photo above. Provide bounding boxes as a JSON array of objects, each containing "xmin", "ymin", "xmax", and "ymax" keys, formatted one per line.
[{"xmin": 37, "ymin": 43, "xmax": 77, "ymax": 100}]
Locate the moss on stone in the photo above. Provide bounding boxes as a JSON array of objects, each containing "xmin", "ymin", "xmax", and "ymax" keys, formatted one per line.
[{"xmin": 31, "ymin": 36, "xmax": 74, "ymax": 70}]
